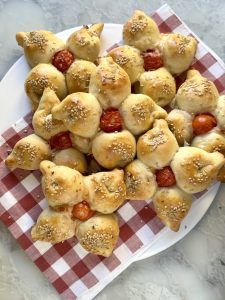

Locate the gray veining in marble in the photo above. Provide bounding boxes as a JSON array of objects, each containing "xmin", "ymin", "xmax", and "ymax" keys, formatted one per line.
[{"xmin": 0, "ymin": 1, "xmax": 225, "ymax": 300}]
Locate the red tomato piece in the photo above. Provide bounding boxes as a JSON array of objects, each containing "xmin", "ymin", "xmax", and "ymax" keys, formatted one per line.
[
  {"xmin": 192, "ymin": 113, "xmax": 217, "ymax": 135},
  {"xmin": 52, "ymin": 49, "xmax": 74, "ymax": 72},
  {"xmin": 72, "ymin": 201, "xmax": 95, "ymax": 221},
  {"xmin": 155, "ymin": 166, "xmax": 176, "ymax": 187},
  {"xmin": 100, "ymin": 108, "xmax": 123, "ymax": 133},
  {"xmin": 141, "ymin": 49, "xmax": 163, "ymax": 71},
  {"xmin": 49, "ymin": 132, "xmax": 72, "ymax": 150}
]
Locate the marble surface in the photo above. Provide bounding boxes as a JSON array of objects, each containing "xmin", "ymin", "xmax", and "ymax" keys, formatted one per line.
[{"xmin": 0, "ymin": 0, "xmax": 225, "ymax": 299}]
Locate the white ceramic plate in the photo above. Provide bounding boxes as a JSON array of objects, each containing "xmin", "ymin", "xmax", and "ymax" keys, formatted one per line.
[{"xmin": 0, "ymin": 24, "xmax": 220, "ymax": 261}]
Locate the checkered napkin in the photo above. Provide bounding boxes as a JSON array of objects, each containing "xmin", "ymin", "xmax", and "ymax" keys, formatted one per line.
[{"xmin": 1, "ymin": 4, "xmax": 225, "ymax": 300}]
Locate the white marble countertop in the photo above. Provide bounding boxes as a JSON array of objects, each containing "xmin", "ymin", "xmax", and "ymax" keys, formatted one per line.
[{"xmin": 1, "ymin": 1, "xmax": 225, "ymax": 299}]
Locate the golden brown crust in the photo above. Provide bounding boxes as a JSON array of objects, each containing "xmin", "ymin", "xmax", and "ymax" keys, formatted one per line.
[
  {"xmin": 16, "ymin": 30, "xmax": 65, "ymax": 67},
  {"xmin": 31, "ymin": 207, "xmax": 76, "ymax": 243},
  {"xmin": 40, "ymin": 160, "xmax": 84, "ymax": 208},
  {"xmin": 66, "ymin": 59, "xmax": 97, "ymax": 93},
  {"xmin": 25, "ymin": 63, "xmax": 67, "ymax": 111},
  {"xmin": 92, "ymin": 130, "xmax": 136, "ymax": 169},
  {"xmin": 215, "ymin": 95, "xmax": 225, "ymax": 130},
  {"xmin": 171, "ymin": 147, "xmax": 225, "ymax": 193},
  {"xmin": 108, "ymin": 45, "xmax": 144, "ymax": 84},
  {"xmin": 84, "ymin": 169, "xmax": 126, "ymax": 213},
  {"xmin": 76, "ymin": 213, "xmax": 119, "ymax": 257},
  {"xmin": 5, "ymin": 134, "xmax": 51, "ymax": 170},
  {"xmin": 124, "ymin": 159, "xmax": 157, "ymax": 200},
  {"xmin": 89, "ymin": 56, "xmax": 131, "ymax": 109},
  {"xmin": 67, "ymin": 24, "xmax": 104, "ymax": 62},
  {"xmin": 123, "ymin": 10, "xmax": 160, "ymax": 51},
  {"xmin": 51, "ymin": 92, "xmax": 102, "ymax": 138},
  {"xmin": 137, "ymin": 119, "xmax": 179, "ymax": 169},
  {"xmin": 153, "ymin": 187, "xmax": 192, "ymax": 231},
  {"xmin": 138, "ymin": 67, "xmax": 176, "ymax": 107}
]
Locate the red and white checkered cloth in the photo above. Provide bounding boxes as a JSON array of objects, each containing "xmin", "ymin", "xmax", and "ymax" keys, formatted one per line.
[{"xmin": 1, "ymin": 4, "xmax": 225, "ymax": 300}]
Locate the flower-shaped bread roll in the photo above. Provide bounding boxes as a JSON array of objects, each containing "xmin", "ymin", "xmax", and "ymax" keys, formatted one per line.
[
  {"xmin": 153, "ymin": 187, "xmax": 192, "ymax": 232},
  {"xmin": 120, "ymin": 94, "xmax": 167, "ymax": 135},
  {"xmin": 166, "ymin": 109, "xmax": 193, "ymax": 146},
  {"xmin": 191, "ymin": 129, "xmax": 225, "ymax": 155},
  {"xmin": 138, "ymin": 67, "xmax": 176, "ymax": 107},
  {"xmin": 171, "ymin": 147, "xmax": 225, "ymax": 193},
  {"xmin": 70, "ymin": 133, "xmax": 92, "ymax": 154},
  {"xmin": 32, "ymin": 88, "xmax": 66, "ymax": 140},
  {"xmin": 92, "ymin": 130, "xmax": 136, "ymax": 169},
  {"xmin": 157, "ymin": 33, "xmax": 197, "ymax": 75},
  {"xmin": 52, "ymin": 148, "xmax": 87, "ymax": 173},
  {"xmin": 123, "ymin": 10, "xmax": 160, "ymax": 51},
  {"xmin": 31, "ymin": 207, "xmax": 76, "ymax": 243},
  {"xmin": 108, "ymin": 45, "xmax": 144, "ymax": 84},
  {"xmin": 176, "ymin": 70, "xmax": 219, "ymax": 114},
  {"xmin": 5, "ymin": 134, "xmax": 51, "ymax": 170},
  {"xmin": 25, "ymin": 63, "xmax": 67, "ymax": 111},
  {"xmin": 52, "ymin": 92, "xmax": 102, "ymax": 138},
  {"xmin": 84, "ymin": 169, "xmax": 126, "ymax": 213},
  {"xmin": 67, "ymin": 23, "xmax": 104, "ymax": 62},
  {"xmin": 89, "ymin": 56, "xmax": 131, "ymax": 109},
  {"xmin": 76, "ymin": 213, "xmax": 119, "ymax": 257},
  {"xmin": 137, "ymin": 119, "xmax": 179, "ymax": 169},
  {"xmin": 66, "ymin": 60, "xmax": 96, "ymax": 93},
  {"xmin": 215, "ymin": 95, "xmax": 225, "ymax": 130},
  {"xmin": 16, "ymin": 30, "xmax": 65, "ymax": 67},
  {"xmin": 124, "ymin": 159, "xmax": 157, "ymax": 200},
  {"xmin": 40, "ymin": 161, "xmax": 84, "ymax": 208}
]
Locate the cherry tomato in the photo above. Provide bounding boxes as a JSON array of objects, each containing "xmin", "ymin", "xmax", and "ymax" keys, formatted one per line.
[
  {"xmin": 155, "ymin": 166, "xmax": 176, "ymax": 187},
  {"xmin": 72, "ymin": 201, "xmax": 95, "ymax": 221},
  {"xmin": 52, "ymin": 49, "xmax": 74, "ymax": 72},
  {"xmin": 192, "ymin": 113, "xmax": 217, "ymax": 135},
  {"xmin": 141, "ymin": 49, "xmax": 163, "ymax": 71},
  {"xmin": 49, "ymin": 132, "xmax": 72, "ymax": 150},
  {"xmin": 100, "ymin": 108, "xmax": 123, "ymax": 133}
]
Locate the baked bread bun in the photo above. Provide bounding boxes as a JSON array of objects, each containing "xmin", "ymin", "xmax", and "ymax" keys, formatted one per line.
[
  {"xmin": 16, "ymin": 30, "xmax": 65, "ymax": 67},
  {"xmin": 52, "ymin": 148, "xmax": 87, "ymax": 173},
  {"xmin": 31, "ymin": 207, "xmax": 76, "ymax": 243},
  {"xmin": 120, "ymin": 94, "xmax": 167, "ymax": 135},
  {"xmin": 138, "ymin": 67, "xmax": 176, "ymax": 107},
  {"xmin": 92, "ymin": 130, "xmax": 136, "ymax": 169},
  {"xmin": 5, "ymin": 134, "xmax": 51, "ymax": 170},
  {"xmin": 157, "ymin": 33, "xmax": 197, "ymax": 75},
  {"xmin": 176, "ymin": 70, "xmax": 219, "ymax": 114},
  {"xmin": 153, "ymin": 187, "xmax": 192, "ymax": 232},
  {"xmin": 191, "ymin": 129, "xmax": 225, "ymax": 155},
  {"xmin": 84, "ymin": 169, "xmax": 126, "ymax": 213},
  {"xmin": 40, "ymin": 161, "xmax": 84, "ymax": 208},
  {"xmin": 215, "ymin": 95, "xmax": 225, "ymax": 130},
  {"xmin": 32, "ymin": 88, "xmax": 66, "ymax": 140},
  {"xmin": 166, "ymin": 109, "xmax": 193, "ymax": 146},
  {"xmin": 171, "ymin": 147, "xmax": 225, "ymax": 193},
  {"xmin": 67, "ymin": 23, "xmax": 104, "ymax": 62},
  {"xmin": 89, "ymin": 56, "xmax": 131, "ymax": 109},
  {"xmin": 124, "ymin": 159, "xmax": 157, "ymax": 200},
  {"xmin": 76, "ymin": 213, "xmax": 119, "ymax": 257},
  {"xmin": 66, "ymin": 59, "xmax": 96, "ymax": 93},
  {"xmin": 25, "ymin": 63, "xmax": 67, "ymax": 111},
  {"xmin": 70, "ymin": 133, "xmax": 92, "ymax": 154},
  {"xmin": 123, "ymin": 10, "xmax": 160, "ymax": 51},
  {"xmin": 108, "ymin": 45, "xmax": 144, "ymax": 84},
  {"xmin": 137, "ymin": 119, "xmax": 179, "ymax": 169},
  {"xmin": 52, "ymin": 92, "xmax": 102, "ymax": 138}
]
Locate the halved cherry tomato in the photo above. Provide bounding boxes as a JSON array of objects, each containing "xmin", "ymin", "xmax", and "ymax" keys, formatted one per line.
[
  {"xmin": 192, "ymin": 113, "xmax": 217, "ymax": 135},
  {"xmin": 155, "ymin": 166, "xmax": 176, "ymax": 187},
  {"xmin": 141, "ymin": 49, "xmax": 163, "ymax": 71},
  {"xmin": 72, "ymin": 201, "xmax": 95, "ymax": 221},
  {"xmin": 52, "ymin": 49, "xmax": 74, "ymax": 72},
  {"xmin": 100, "ymin": 108, "xmax": 123, "ymax": 133},
  {"xmin": 49, "ymin": 132, "xmax": 72, "ymax": 150}
]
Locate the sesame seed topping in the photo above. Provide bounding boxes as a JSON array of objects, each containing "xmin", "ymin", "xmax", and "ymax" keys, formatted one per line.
[
  {"xmin": 129, "ymin": 20, "xmax": 147, "ymax": 34},
  {"xmin": 24, "ymin": 31, "xmax": 48, "ymax": 52},
  {"xmin": 115, "ymin": 56, "xmax": 130, "ymax": 66}
]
